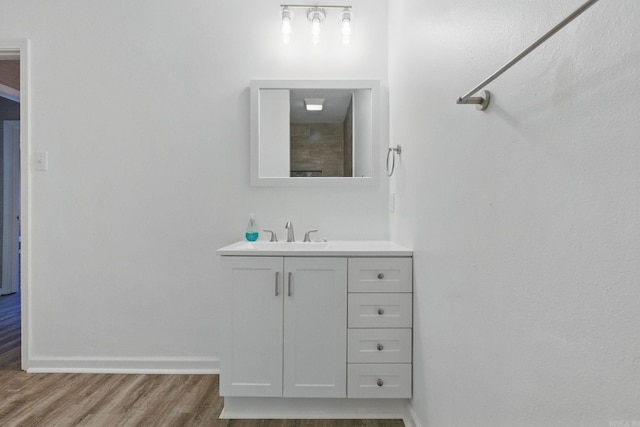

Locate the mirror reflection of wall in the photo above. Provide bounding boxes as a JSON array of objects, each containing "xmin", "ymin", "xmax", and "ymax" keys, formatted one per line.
[{"xmin": 289, "ymin": 89, "xmax": 353, "ymax": 177}]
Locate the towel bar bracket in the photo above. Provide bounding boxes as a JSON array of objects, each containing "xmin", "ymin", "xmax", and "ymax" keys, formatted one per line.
[{"xmin": 456, "ymin": 90, "xmax": 491, "ymax": 111}]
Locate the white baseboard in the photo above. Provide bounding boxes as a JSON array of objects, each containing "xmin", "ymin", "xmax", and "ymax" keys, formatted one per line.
[
  {"xmin": 222, "ymin": 397, "xmax": 415, "ymax": 424},
  {"xmin": 406, "ymin": 401, "xmax": 424, "ymax": 427},
  {"xmin": 25, "ymin": 356, "xmax": 219, "ymax": 374}
]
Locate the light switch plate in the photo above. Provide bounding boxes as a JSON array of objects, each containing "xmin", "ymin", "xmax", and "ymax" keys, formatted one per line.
[{"xmin": 33, "ymin": 151, "xmax": 48, "ymax": 171}]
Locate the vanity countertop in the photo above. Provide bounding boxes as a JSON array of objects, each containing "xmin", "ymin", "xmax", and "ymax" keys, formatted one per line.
[{"xmin": 217, "ymin": 240, "xmax": 412, "ymax": 257}]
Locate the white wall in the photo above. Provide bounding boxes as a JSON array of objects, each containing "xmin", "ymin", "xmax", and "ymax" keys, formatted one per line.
[
  {"xmin": 389, "ymin": 1, "xmax": 640, "ymax": 426},
  {"xmin": 0, "ymin": 0, "xmax": 389, "ymax": 371}
]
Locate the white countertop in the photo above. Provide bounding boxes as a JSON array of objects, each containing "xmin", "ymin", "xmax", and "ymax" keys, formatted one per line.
[{"xmin": 217, "ymin": 240, "xmax": 413, "ymax": 257}]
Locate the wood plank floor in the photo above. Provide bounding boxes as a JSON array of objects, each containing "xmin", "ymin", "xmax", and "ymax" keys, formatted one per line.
[{"xmin": 0, "ymin": 292, "xmax": 405, "ymax": 427}]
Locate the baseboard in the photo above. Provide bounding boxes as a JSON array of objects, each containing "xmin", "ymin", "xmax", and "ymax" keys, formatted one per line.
[
  {"xmin": 405, "ymin": 401, "xmax": 424, "ymax": 427},
  {"xmin": 221, "ymin": 397, "xmax": 414, "ymax": 421},
  {"xmin": 25, "ymin": 356, "xmax": 219, "ymax": 374}
]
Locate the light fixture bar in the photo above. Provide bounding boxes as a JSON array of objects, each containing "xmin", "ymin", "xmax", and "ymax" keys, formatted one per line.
[{"xmin": 281, "ymin": 4, "xmax": 351, "ymax": 10}]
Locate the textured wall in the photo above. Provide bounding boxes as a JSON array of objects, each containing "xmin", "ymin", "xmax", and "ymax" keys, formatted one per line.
[{"xmin": 389, "ymin": 1, "xmax": 640, "ymax": 426}]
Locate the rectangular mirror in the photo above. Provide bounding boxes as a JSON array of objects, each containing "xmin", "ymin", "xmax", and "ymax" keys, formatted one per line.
[{"xmin": 250, "ymin": 80, "xmax": 379, "ymax": 186}]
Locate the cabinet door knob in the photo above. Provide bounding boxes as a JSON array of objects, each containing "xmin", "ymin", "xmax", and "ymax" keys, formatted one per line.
[
  {"xmin": 377, "ymin": 308, "xmax": 385, "ymax": 315},
  {"xmin": 377, "ymin": 273, "xmax": 385, "ymax": 279},
  {"xmin": 377, "ymin": 378, "xmax": 384, "ymax": 387},
  {"xmin": 377, "ymin": 343, "xmax": 384, "ymax": 351}
]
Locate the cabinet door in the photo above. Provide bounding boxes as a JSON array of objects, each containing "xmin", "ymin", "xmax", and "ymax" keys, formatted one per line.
[
  {"xmin": 220, "ymin": 256, "xmax": 283, "ymax": 397},
  {"xmin": 283, "ymin": 257, "xmax": 347, "ymax": 398}
]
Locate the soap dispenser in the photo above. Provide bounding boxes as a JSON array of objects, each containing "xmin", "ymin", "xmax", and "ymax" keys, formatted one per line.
[{"xmin": 245, "ymin": 213, "xmax": 259, "ymax": 241}]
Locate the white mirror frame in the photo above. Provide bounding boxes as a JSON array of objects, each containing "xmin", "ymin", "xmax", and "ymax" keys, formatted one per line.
[{"xmin": 250, "ymin": 79, "xmax": 380, "ymax": 187}]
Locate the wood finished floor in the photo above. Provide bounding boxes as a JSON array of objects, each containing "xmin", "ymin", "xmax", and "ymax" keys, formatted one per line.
[{"xmin": 0, "ymin": 292, "xmax": 405, "ymax": 427}]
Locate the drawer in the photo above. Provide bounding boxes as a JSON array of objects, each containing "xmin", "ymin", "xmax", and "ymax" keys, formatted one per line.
[
  {"xmin": 348, "ymin": 328, "xmax": 412, "ymax": 363},
  {"xmin": 348, "ymin": 258, "xmax": 412, "ymax": 293},
  {"xmin": 347, "ymin": 364, "xmax": 412, "ymax": 398},
  {"xmin": 348, "ymin": 293, "xmax": 412, "ymax": 328}
]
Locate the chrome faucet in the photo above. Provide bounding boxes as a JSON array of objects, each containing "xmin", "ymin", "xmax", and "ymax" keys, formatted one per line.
[
  {"xmin": 285, "ymin": 221, "xmax": 295, "ymax": 242},
  {"xmin": 303, "ymin": 229, "xmax": 318, "ymax": 242},
  {"xmin": 263, "ymin": 229, "xmax": 278, "ymax": 242}
]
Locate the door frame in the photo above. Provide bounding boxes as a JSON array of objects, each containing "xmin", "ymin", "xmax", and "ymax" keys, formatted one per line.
[{"xmin": 0, "ymin": 39, "xmax": 30, "ymax": 371}]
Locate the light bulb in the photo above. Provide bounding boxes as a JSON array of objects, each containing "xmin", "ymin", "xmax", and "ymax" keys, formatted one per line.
[
  {"xmin": 282, "ymin": 18, "xmax": 291, "ymax": 35},
  {"xmin": 342, "ymin": 21, "xmax": 351, "ymax": 36},
  {"xmin": 281, "ymin": 7, "xmax": 293, "ymax": 44},
  {"xmin": 339, "ymin": 8, "xmax": 352, "ymax": 44},
  {"xmin": 311, "ymin": 18, "xmax": 320, "ymax": 36},
  {"xmin": 282, "ymin": 18, "xmax": 291, "ymax": 44},
  {"xmin": 311, "ymin": 18, "xmax": 320, "ymax": 44},
  {"xmin": 342, "ymin": 20, "xmax": 351, "ymax": 44}
]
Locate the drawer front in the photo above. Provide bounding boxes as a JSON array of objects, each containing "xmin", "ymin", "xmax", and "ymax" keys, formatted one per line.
[
  {"xmin": 348, "ymin": 293, "xmax": 412, "ymax": 328},
  {"xmin": 348, "ymin": 328, "xmax": 412, "ymax": 363},
  {"xmin": 347, "ymin": 364, "xmax": 412, "ymax": 398},
  {"xmin": 348, "ymin": 258, "xmax": 413, "ymax": 293}
]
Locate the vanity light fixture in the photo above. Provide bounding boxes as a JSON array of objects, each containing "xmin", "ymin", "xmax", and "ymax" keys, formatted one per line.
[
  {"xmin": 281, "ymin": 4, "xmax": 352, "ymax": 45},
  {"xmin": 304, "ymin": 98, "xmax": 325, "ymax": 111}
]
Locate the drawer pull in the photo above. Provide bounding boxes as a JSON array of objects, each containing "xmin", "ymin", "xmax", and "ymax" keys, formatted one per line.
[
  {"xmin": 377, "ymin": 308, "xmax": 385, "ymax": 315},
  {"xmin": 377, "ymin": 343, "xmax": 384, "ymax": 351},
  {"xmin": 376, "ymin": 378, "xmax": 384, "ymax": 387},
  {"xmin": 377, "ymin": 273, "xmax": 385, "ymax": 279}
]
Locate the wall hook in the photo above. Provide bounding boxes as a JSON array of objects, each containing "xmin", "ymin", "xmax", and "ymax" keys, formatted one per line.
[{"xmin": 386, "ymin": 145, "xmax": 402, "ymax": 177}]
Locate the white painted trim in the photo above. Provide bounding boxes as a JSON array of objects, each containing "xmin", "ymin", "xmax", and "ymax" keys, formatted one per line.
[
  {"xmin": 0, "ymin": 38, "xmax": 30, "ymax": 372},
  {"xmin": 26, "ymin": 356, "xmax": 220, "ymax": 374},
  {"xmin": 0, "ymin": 83, "xmax": 19, "ymax": 103},
  {"xmin": 221, "ymin": 397, "xmax": 413, "ymax": 422},
  {"xmin": 0, "ymin": 52, "xmax": 19, "ymax": 60},
  {"xmin": 406, "ymin": 401, "xmax": 423, "ymax": 427}
]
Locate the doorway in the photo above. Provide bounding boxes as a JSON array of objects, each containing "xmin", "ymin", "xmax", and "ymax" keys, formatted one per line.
[{"xmin": 0, "ymin": 40, "xmax": 29, "ymax": 371}]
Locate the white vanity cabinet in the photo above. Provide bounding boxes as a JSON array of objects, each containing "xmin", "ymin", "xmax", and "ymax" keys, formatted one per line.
[
  {"xmin": 217, "ymin": 241, "xmax": 413, "ymax": 419},
  {"xmin": 220, "ymin": 256, "xmax": 347, "ymax": 398}
]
